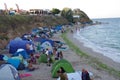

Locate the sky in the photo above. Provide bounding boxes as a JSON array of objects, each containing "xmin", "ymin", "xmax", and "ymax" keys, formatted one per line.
[{"xmin": 0, "ymin": 0, "xmax": 120, "ymax": 18}]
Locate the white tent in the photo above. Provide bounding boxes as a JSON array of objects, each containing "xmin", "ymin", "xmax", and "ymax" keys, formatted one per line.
[
  {"xmin": 41, "ymin": 41, "xmax": 53, "ymax": 52},
  {"xmin": 57, "ymin": 71, "xmax": 93, "ymax": 80},
  {"xmin": 0, "ymin": 64, "xmax": 20, "ymax": 80}
]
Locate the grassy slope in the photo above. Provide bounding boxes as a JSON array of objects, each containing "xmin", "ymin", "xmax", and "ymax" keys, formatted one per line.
[
  {"xmin": 61, "ymin": 30, "xmax": 120, "ymax": 78},
  {"xmin": 0, "ymin": 15, "xmax": 68, "ymax": 50}
]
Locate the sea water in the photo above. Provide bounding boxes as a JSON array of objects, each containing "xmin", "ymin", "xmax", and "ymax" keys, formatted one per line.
[{"xmin": 74, "ymin": 18, "xmax": 120, "ymax": 63}]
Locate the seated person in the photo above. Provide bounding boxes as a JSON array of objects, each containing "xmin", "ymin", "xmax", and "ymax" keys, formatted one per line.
[
  {"xmin": 57, "ymin": 67, "xmax": 68, "ymax": 80},
  {"xmin": 29, "ymin": 53, "xmax": 37, "ymax": 64},
  {"xmin": 27, "ymin": 60, "xmax": 38, "ymax": 71},
  {"xmin": 81, "ymin": 68, "xmax": 91, "ymax": 80}
]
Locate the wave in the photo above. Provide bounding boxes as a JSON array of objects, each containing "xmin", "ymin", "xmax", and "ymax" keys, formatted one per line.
[{"xmin": 74, "ymin": 29, "xmax": 120, "ymax": 63}]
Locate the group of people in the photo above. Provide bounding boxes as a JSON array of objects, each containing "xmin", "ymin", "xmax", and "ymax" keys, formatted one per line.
[
  {"xmin": 45, "ymin": 47, "xmax": 63, "ymax": 66},
  {"xmin": 57, "ymin": 67, "xmax": 92, "ymax": 80},
  {"xmin": 25, "ymin": 42, "xmax": 92, "ymax": 80}
]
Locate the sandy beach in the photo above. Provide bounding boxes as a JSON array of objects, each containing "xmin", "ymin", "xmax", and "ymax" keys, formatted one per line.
[
  {"xmin": 19, "ymin": 25, "xmax": 120, "ymax": 80},
  {"xmin": 69, "ymin": 25, "xmax": 120, "ymax": 71}
]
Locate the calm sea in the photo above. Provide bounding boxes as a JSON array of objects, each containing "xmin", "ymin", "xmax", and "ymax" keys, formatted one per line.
[{"xmin": 74, "ymin": 18, "xmax": 120, "ymax": 63}]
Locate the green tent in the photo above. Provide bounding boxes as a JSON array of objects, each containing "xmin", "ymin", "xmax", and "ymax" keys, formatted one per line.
[
  {"xmin": 38, "ymin": 54, "xmax": 47, "ymax": 63},
  {"xmin": 51, "ymin": 59, "xmax": 69, "ymax": 72},
  {"xmin": 51, "ymin": 59, "xmax": 75, "ymax": 78}
]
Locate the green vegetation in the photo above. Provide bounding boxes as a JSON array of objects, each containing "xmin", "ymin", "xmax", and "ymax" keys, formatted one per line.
[
  {"xmin": 0, "ymin": 15, "xmax": 68, "ymax": 33},
  {"xmin": 51, "ymin": 8, "xmax": 60, "ymax": 15},
  {"xmin": 0, "ymin": 15, "xmax": 33, "ymax": 32},
  {"xmin": 61, "ymin": 31, "xmax": 120, "ymax": 78},
  {"xmin": 0, "ymin": 15, "xmax": 68, "ymax": 49},
  {"xmin": 0, "ymin": 35, "xmax": 8, "ymax": 40},
  {"xmin": 73, "ymin": 9, "xmax": 93, "ymax": 24},
  {"xmin": 61, "ymin": 8, "xmax": 73, "ymax": 22}
]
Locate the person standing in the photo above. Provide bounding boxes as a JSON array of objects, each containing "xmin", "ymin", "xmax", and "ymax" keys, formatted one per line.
[
  {"xmin": 45, "ymin": 48, "xmax": 51, "ymax": 66},
  {"xmin": 59, "ymin": 51, "xmax": 63, "ymax": 60}
]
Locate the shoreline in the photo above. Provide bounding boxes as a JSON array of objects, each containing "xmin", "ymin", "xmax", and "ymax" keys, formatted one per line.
[
  {"xmin": 67, "ymin": 25, "xmax": 120, "ymax": 70},
  {"xmin": 61, "ymin": 28, "xmax": 120, "ymax": 79}
]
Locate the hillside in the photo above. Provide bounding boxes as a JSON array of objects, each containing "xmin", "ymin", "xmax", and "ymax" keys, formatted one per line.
[
  {"xmin": 0, "ymin": 12, "xmax": 92, "ymax": 50},
  {"xmin": 0, "ymin": 15, "xmax": 69, "ymax": 50}
]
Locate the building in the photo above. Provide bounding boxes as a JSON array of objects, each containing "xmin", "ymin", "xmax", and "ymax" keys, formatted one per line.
[{"xmin": 29, "ymin": 9, "xmax": 49, "ymax": 15}]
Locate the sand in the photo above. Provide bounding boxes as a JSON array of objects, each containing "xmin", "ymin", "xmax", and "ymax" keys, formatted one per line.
[
  {"xmin": 69, "ymin": 25, "xmax": 120, "ymax": 71},
  {"xmin": 19, "ymin": 25, "xmax": 120, "ymax": 80}
]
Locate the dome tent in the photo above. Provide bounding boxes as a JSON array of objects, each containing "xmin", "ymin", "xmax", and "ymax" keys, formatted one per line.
[
  {"xmin": 0, "ymin": 64, "xmax": 20, "ymax": 80},
  {"xmin": 51, "ymin": 59, "xmax": 75, "ymax": 78}
]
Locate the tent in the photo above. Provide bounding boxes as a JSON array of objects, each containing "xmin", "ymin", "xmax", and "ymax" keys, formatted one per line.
[
  {"xmin": 38, "ymin": 54, "xmax": 53, "ymax": 63},
  {"xmin": 11, "ymin": 55, "xmax": 28, "ymax": 69},
  {"xmin": 53, "ymin": 25, "xmax": 62, "ymax": 31},
  {"xmin": 9, "ymin": 37, "xmax": 34, "ymax": 54},
  {"xmin": 11, "ymin": 56, "xmax": 23, "ymax": 62},
  {"xmin": 38, "ymin": 54, "xmax": 47, "ymax": 63},
  {"xmin": 41, "ymin": 41, "xmax": 53, "ymax": 52},
  {"xmin": 57, "ymin": 71, "xmax": 93, "ymax": 80},
  {"xmin": 31, "ymin": 28, "xmax": 40, "ymax": 35},
  {"xmin": 7, "ymin": 58, "xmax": 21, "ymax": 69},
  {"xmin": 0, "ymin": 64, "xmax": 20, "ymax": 80},
  {"xmin": 51, "ymin": 59, "xmax": 75, "ymax": 78},
  {"xmin": 34, "ymin": 38, "xmax": 54, "ymax": 47},
  {"xmin": 21, "ymin": 33, "xmax": 31, "ymax": 41},
  {"xmin": 13, "ymin": 49, "xmax": 29, "ymax": 59},
  {"xmin": 7, "ymin": 58, "xmax": 25, "ymax": 70}
]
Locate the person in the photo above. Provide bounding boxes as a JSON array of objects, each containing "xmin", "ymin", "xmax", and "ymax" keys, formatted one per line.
[
  {"xmin": 81, "ymin": 68, "xmax": 91, "ymax": 80},
  {"xmin": 45, "ymin": 48, "xmax": 51, "ymax": 66},
  {"xmin": 27, "ymin": 60, "xmax": 36, "ymax": 71},
  {"xmin": 29, "ymin": 53, "xmax": 37, "ymax": 64},
  {"xmin": 57, "ymin": 67, "xmax": 68, "ymax": 80},
  {"xmin": 70, "ymin": 29, "xmax": 73, "ymax": 33},
  {"xmin": 53, "ymin": 48, "xmax": 59, "ymax": 60},
  {"xmin": 26, "ymin": 43, "xmax": 35, "ymax": 54},
  {"xmin": 59, "ymin": 51, "xmax": 63, "ymax": 60}
]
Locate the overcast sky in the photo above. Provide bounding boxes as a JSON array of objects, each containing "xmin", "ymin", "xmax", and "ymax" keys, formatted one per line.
[{"xmin": 0, "ymin": 0, "xmax": 120, "ymax": 18}]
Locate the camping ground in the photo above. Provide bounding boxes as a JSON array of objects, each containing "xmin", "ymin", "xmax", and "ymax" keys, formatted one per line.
[{"xmin": 19, "ymin": 27, "xmax": 119, "ymax": 80}]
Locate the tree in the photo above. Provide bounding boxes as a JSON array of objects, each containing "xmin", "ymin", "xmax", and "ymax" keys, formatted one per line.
[
  {"xmin": 73, "ymin": 8, "xmax": 93, "ymax": 24},
  {"xmin": 61, "ymin": 7, "xmax": 73, "ymax": 22},
  {"xmin": 51, "ymin": 8, "xmax": 60, "ymax": 15}
]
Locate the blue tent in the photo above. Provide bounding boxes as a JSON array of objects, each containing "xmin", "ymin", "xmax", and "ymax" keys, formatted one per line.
[
  {"xmin": 54, "ymin": 25, "xmax": 62, "ymax": 31},
  {"xmin": 31, "ymin": 28, "xmax": 40, "ymax": 36},
  {"xmin": 21, "ymin": 33, "xmax": 31, "ymax": 41},
  {"xmin": 13, "ymin": 49, "xmax": 29, "ymax": 59},
  {"xmin": 41, "ymin": 41, "xmax": 53, "ymax": 52},
  {"xmin": 7, "ymin": 58, "xmax": 20, "ymax": 69},
  {"xmin": 9, "ymin": 37, "xmax": 34, "ymax": 54},
  {"xmin": 34, "ymin": 38, "xmax": 54, "ymax": 46}
]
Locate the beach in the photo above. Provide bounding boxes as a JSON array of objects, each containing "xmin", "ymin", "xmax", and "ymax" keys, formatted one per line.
[
  {"xmin": 19, "ymin": 25, "xmax": 120, "ymax": 80},
  {"xmin": 68, "ymin": 25, "xmax": 120, "ymax": 71}
]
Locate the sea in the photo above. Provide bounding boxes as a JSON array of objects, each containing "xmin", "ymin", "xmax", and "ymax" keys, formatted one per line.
[{"xmin": 74, "ymin": 18, "xmax": 120, "ymax": 63}]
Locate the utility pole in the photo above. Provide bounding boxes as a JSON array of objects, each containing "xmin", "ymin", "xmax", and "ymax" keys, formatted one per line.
[
  {"xmin": 4, "ymin": 3, "xmax": 8, "ymax": 14},
  {"xmin": 15, "ymin": 4, "xmax": 20, "ymax": 13}
]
